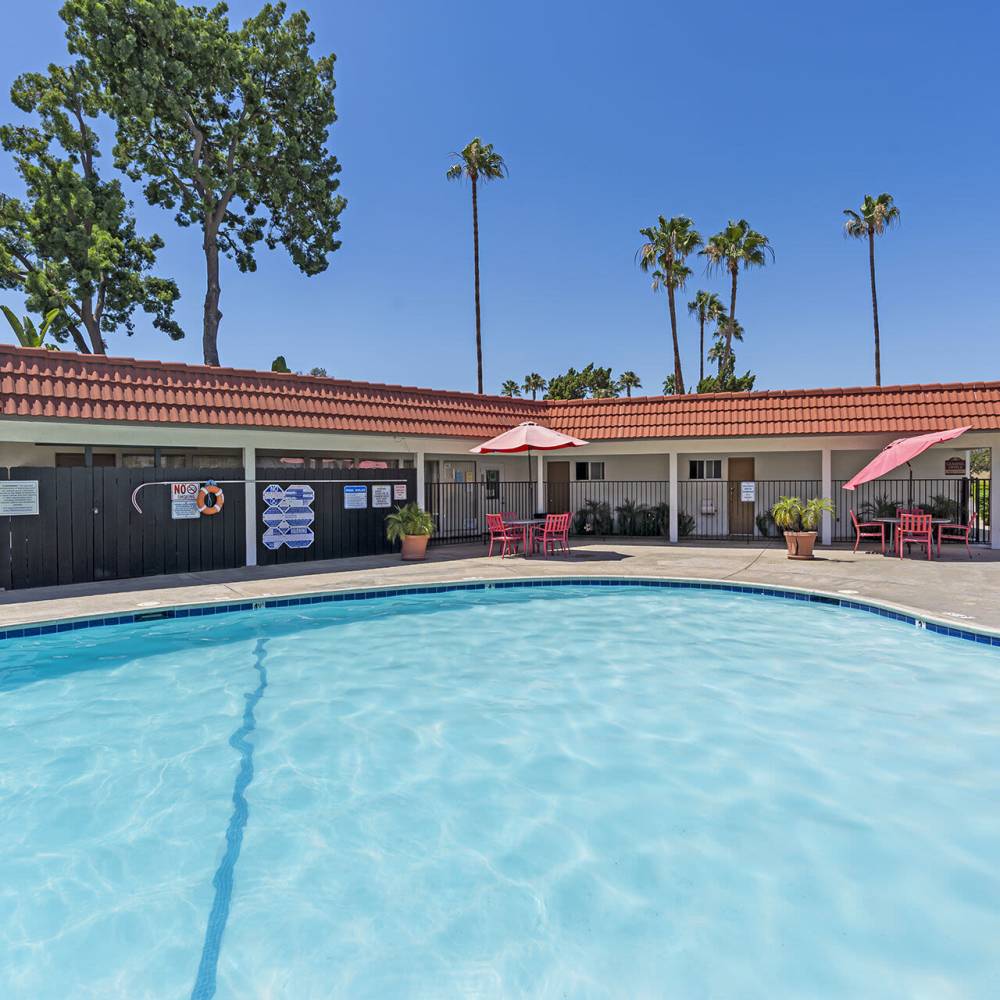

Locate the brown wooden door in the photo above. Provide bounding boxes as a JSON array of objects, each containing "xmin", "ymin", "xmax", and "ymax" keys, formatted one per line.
[
  {"xmin": 727, "ymin": 457, "xmax": 755, "ymax": 536},
  {"xmin": 547, "ymin": 461, "xmax": 570, "ymax": 513}
]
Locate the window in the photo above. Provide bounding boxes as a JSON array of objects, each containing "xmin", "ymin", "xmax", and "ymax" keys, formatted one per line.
[
  {"xmin": 688, "ymin": 459, "xmax": 722, "ymax": 480},
  {"xmin": 121, "ymin": 453, "xmax": 155, "ymax": 469},
  {"xmin": 575, "ymin": 461, "xmax": 605, "ymax": 481},
  {"xmin": 484, "ymin": 468, "xmax": 500, "ymax": 500}
]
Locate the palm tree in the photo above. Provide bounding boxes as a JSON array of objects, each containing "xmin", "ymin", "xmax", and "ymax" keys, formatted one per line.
[
  {"xmin": 843, "ymin": 193, "xmax": 900, "ymax": 386},
  {"xmin": 446, "ymin": 137, "xmax": 507, "ymax": 394},
  {"xmin": 638, "ymin": 216, "xmax": 703, "ymax": 395},
  {"xmin": 522, "ymin": 372, "xmax": 546, "ymax": 399},
  {"xmin": 707, "ymin": 320, "xmax": 744, "ymax": 376},
  {"xmin": 687, "ymin": 291, "xmax": 727, "ymax": 384},
  {"xmin": 500, "ymin": 379, "xmax": 522, "ymax": 397},
  {"xmin": 700, "ymin": 219, "xmax": 773, "ymax": 374},
  {"xmin": 618, "ymin": 371, "xmax": 641, "ymax": 397}
]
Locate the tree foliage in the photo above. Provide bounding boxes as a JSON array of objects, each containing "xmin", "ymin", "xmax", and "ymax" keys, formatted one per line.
[
  {"xmin": 0, "ymin": 61, "xmax": 181, "ymax": 353},
  {"xmin": 500, "ymin": 378, "xmax": 521, "ymax": 397},
  {"xmin": 1, "ymin": 305, "xmax": 61, "ymax": 348},
  {"xmin": 61, "ymin": 0, "xmax": 346, "ymax": 366},
  {"xmin": 545, "ymin": 363, "xmax": 618, "ymax": 400}
]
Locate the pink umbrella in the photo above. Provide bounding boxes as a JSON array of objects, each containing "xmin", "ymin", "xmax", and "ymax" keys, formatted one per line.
[
  {"xmin": 471, "ymin": 421, "xmax": 588, "ymax": 454},
  {"xmin": 842, "ymin": 426, "xmax": 971, "ymax": 503},
  {"xmin": 471, "ymin": 422, "xmax": 589, "ymax": 499}
]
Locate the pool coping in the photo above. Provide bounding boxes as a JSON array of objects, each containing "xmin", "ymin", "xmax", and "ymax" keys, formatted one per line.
[{"xmin": 2, "ymin": 574, "xmax": 1000, "ymax": 647}]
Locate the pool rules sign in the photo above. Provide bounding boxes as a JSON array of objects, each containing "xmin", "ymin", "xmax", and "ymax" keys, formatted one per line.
[{"xmin": 262, "ymin": 484, "xmax": 316, "ymax": 550}]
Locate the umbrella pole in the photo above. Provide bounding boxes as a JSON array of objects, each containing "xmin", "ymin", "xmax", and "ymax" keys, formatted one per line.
[
  {"xmin": 907, "ymin": 462, "xmax": 913, "ymax": 508},
  {"xmin": 527, "ymin": 448, "xmax": 533, "ymax": 513}
]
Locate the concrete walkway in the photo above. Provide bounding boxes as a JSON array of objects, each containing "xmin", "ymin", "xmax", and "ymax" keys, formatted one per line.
[{"xmin": 2, "ymin": 539, "xmax": 998, "ymax": 633}]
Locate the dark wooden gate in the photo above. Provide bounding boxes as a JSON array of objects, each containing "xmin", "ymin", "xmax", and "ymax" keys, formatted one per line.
[
  {"xmin": 255, "ymin": 467, "xmax": 417, "ymax": 566},
  {"xmin": 0, "ymin": 466, "xmax": 246, "ymax": 591}
]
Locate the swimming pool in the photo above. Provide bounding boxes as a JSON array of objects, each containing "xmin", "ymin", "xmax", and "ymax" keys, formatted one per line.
[{"xmin": 1, "ymin": 582, "xmax": 999, "ymax": 998}]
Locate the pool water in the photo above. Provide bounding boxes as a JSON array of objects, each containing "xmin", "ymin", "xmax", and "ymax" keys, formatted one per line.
[{"xmin": 2, "ymin": 585, "xmax": 1000, "ymax": 999}]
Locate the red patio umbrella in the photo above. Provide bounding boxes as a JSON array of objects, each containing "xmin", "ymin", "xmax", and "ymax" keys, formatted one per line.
[
  {"xmin": 471, "ymin": 422, "xmax": 589, "ymax": 504},
  {"xmin": 842, "ymin": 426, "xmax": 971, "ymax": 504}
]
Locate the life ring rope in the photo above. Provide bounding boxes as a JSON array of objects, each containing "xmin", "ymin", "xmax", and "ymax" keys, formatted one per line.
[{"xmin": 196, "ymin": 481, "xmax": 225, "ymax": 516}]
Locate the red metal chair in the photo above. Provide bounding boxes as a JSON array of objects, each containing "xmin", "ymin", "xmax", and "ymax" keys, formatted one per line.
[
  {"xmin": 531, "ymin": 513, "xmax": 571, "ymax": 557},
  {"xmin": 486, "ymin": 512, "xmax": 522, "ymax": 557},
  {"xmin": 498, "ymin": 510, "xmax": 526, "ymax": 547},
  {"xmin": 896, "ymin": 512, "xmax": 932, "ymax": 560},
  {"xmin": 850, "ymin": 509, "xmax": 886, "ymax": 554},
  {"xmin": 937, "ymin": 511, "xmax": 976, "ymax": 558}
]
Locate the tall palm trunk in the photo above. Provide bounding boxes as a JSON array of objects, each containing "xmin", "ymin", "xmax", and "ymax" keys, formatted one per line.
[
  {"xmin": 723, "ymin": 266, "xmax": 738, "ymax": 374},
  {"xmin": 868, "ymin": 227, "xmax": 881, "ymax": 386},
  {"xmin": 471, "ymin": 176, "xmax": 483, "ymax": 394},
  {"xmin": 666, "ymin": 283, "xmax": 684, "ymax": 394},
  {"xmin": 698, "ymin": 314, "xmax": 705, "ymax": 384}
]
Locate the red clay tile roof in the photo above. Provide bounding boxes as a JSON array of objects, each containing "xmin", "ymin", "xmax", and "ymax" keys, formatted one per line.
[{"xmin": 1, "ymin": 345, "xmax": 999, "ymax": 441}]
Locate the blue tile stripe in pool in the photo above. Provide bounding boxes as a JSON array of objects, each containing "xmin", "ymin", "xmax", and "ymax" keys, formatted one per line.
[
  {"xmin": 1, "ymin": 578, "xmax": 998, "ymax": 646},
  {"xmin": 190, "ymin": 636, "xmax": 269, "ymax": 1000}
]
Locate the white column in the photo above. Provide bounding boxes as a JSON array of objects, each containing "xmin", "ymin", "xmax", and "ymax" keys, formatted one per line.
[
  {"xmin": 242, "ymin": 445, "xmax": 257, "ymax": 567},
  {"xmin": 415, "ymin": 451, "xmax": 426, "ymax": 509},
  {"xmin": 668, "ymin": 451, "xmax": 679, "ymax": 543},
  {"xmin": 536, "ymin": 454, "xmax": 545, "ymax": 513},
  {"xmin": 992, "ymin": 443, "xmax": 1000, "ymax": 550},
  {"xmin": 821, "ymin": 446, "xmax": 833, "ymax": 546}
]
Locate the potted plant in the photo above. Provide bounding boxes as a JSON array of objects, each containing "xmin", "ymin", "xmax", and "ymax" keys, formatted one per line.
[
  {"xmin": 385, "ymin": 502, "xmax": 435, "ymax": 560},
  {"xmin": 771, "ymin": 496, "xmax": 835, "ymax": 560}
]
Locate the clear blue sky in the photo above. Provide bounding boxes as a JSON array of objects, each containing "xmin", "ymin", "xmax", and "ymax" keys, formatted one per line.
[{"xmin": 1, "ymin": 0, "xmax": 998, "ymax": 394}]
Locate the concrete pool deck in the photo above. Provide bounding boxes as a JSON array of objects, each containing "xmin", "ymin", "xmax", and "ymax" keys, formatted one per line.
[{"xmin": 1, "ymin": 539, "xmax": 999, "ymax": 634}]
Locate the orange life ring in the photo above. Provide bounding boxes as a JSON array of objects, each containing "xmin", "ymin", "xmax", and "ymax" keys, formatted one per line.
[{"xmin": 196, "ymin": 482, "xmax": 225, "ymax": 515}]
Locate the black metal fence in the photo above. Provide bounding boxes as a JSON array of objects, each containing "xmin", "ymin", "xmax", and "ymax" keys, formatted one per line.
[
  {"xmin": 832, "ymin": 477, "xmax": 986, "ymax": 544},
  {"xmin": 680, "ymin": 479, "xmax": 823, "ymax": 540},
  {"xmin": 0, "ymin": 466, "xmax": 246, "ymax": 591},
  {"xmin": 425, "ymin": 476, "xmax": 991, "ymax": 545},
  {"xmin": 425, "ymin": 480, "xmax": 537, "ymax": 544},
  {"xmin": 563, "ymin": 481, "xmax": 671, "ymax": 536}
]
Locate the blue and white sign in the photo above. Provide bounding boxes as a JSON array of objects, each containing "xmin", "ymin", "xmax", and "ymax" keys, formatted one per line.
[
  {"xmin": 262, "ymin": 483, "xmax": 315, "ymax": 550},
  {"xmin": 344, "ymin": 484, "xmax": 368, "ymax": 510}
]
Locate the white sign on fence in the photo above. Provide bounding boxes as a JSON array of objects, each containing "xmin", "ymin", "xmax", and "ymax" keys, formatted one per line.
[
  {"xmin": 393, "ymin": 483, "xmax": 407, "ymax": 501},
  {"xmin": 740, "ymin": 481, "xmax": 756, "ymax": 502},
  {"xmin": 170, "ymin": 481, "xmax": 200, "ymax": 520},
  {"xmin": 0, "ymin": 480, "xmax": 39, "ymax": 516},
  {"xmin": 261, "ymin": 483, "xmax": 316, "ymax": 550},
  {"xmin": 372, "ymin": 484, "xmax": 392, "ymax": 508},
  {"xmin": 344, "ymin": 484, "xmax": 368, "ymax": 510}
]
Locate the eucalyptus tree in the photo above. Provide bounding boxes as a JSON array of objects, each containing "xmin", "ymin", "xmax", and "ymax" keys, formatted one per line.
[
  {"xmin": 446, "ymin": 137, "xmax": 507, "ymax": 393},
  {"xmin": 687, "ymin": 290, "xmax": 727, "ymax": 384},
  {"xmin": 843, "ymin": 193, "xmax": 900, "ymax": 386},
  {"xmin": 638, "ymin": 216, "xmax": 702, "ymax": 395},
  {"xmin": 0, "ymin": 63, "xmax": 181, "ymax": 354},
  {"xmin": 500, "ymin": 379, "xmax": 522, "ymax": 397},
  {"xmin": 618, "ymin": 370, "xmax": 641, "ymax": 397},
  {"xmin": 700, "ymin": 219, "xmax": 773, "ymax": 374},
  {"xmin": 522, "ymin": 372, "xmax": 546, "ymax": 399},
  {"xmin": 62, "ymin": 0, "xmax": 346, "ymax": 366}
]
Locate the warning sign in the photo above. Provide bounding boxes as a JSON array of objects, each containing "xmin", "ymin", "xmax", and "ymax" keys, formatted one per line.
[
  {"xmin": 372, "ymin": 484, "xmax": 392, "ymax": 508},
  {"xmin": 344, "ymin": 484, "xmax": 368, "ymax": 509},
  {"xmin": 170, "ymin": 482, "xmax": 200, "ymax": 520},
  {"xmin": 261, "ymin": 483, "xmax": 316, "ymax": 550},
  {"xmin": 393, "ymin": 483, "xmax": 407, "ymax": 501}
]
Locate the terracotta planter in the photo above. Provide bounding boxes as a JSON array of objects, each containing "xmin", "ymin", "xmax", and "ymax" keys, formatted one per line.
[
  {"xmin": 400, "ymin": 534, "xmax": 430, "ymax": 561},
  {"xmin": 784, "ymin": 530, "xmax": 817, "ymax": 560}
]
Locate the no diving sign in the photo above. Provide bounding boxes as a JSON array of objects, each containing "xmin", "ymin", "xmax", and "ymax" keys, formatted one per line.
[{"xmin": 170, "ymin": 482, "xmax": 200, "ymax": 520}]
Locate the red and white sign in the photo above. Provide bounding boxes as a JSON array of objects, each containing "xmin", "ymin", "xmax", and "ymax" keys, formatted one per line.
[{"xmin": 171, "ymin": 482, "xmax": 200, "ymax": 520}]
